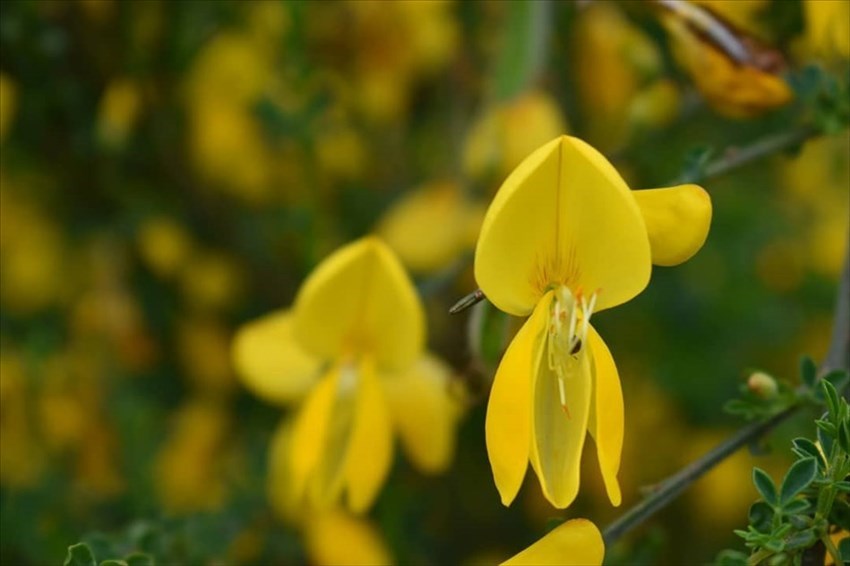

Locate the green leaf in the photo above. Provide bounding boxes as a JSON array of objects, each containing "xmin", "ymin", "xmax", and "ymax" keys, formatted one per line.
[
  {"xmin": 822, "ymin": 380, "xmax": 840, "ymax": 418},
  {"xmin": 715, "ymin": 550, "xmax": 749, "ymax": 566},
  {"xmin": 753, "ymin": 467, "xmax": 778, "ymax": 505},
  {"xmin": 724, "ymin": 399, "xmax": 754, "ymax": 417},
  {"xmin": 99, "ymin": 561, "xmax": 128, "ymax": 566},
  {"xmin": 818, "ymin": 421, "xmax": 835, "ymax": 455},
  {"xmin": 782, "ymin": 498, "xmax": 811, "ymax": 515},
  {"xmin": 764, "ymin": 538, "xmax": 785, "ymax": 553},
  {"xmin": 124, "ymin": 553, "xmax": 154, "ymax": 566},
  {"xmin": 839, "ymin": 418, "xmax": 850, "ymax": 453},
  {"xmin": 779, "ymin": 457, "xmax": 817, "ymax": 505},
  {"xmin": 800, "ymin": 355, "xmax": 818, "ymax": 388},
  {"xmin": 748, "ymin": 501, "xmax": 775, "ymax": 532},
  {"xmin": 791, "ymin": 437, "xmax": 826, "ymax": 469},
  {"xmin": 492, "ymin": 1, "xmax": 551, "ymax": 101},
  {"xmin": 831, "ymin": 498, "xmax": 850, "ymax": 531},
  {"xmin": 65, "ymin": 544, "xmax": 97, "ymax": 566},
  {"xmin": 840, "ymin": 537, "xmax": 850, "ymax": 562},
  {"xmin": 784, "ymin": 529, "xmax": 818, "ymax": 551},
  {"xmin": 823, "ymin": 369, "xmax": 850, "ymax": 394},
  {"xmin": 835, "ymin": 480, "xmax": 850, "ymax": 493}
]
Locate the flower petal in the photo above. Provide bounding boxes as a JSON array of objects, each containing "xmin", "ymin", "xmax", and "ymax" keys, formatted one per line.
[
  {"xmin": 305, "ymin": 508, "xmax": 393, "ymax": 566},
  {"xmin": 587, "ymin": 325, "xmax": 623, "ymax": 506},
  {"xmin": 475, "ymin": 138, "xmax": 563, "ymax": 316},
  {"xmin": 294, "ymin": 237, "xmax": 424, "ymax": 372},
  {"xmin": 502, "ymin": 518, "xmax": 604, "ymax": 566},
  {"xmin": 530, "ymin": 326, "xmax": 593, "ymax": 509},
  {"xmin": 232, "ymin": 309, "xmax": 322, "ymax": 406},
  {"xmin": 634, "ymin": 184, "xmax": 712, "ymax": 267},
  {"xmin": 267, "ymin": 418, "xmax": 299, "ymax": 524},
  {"xmin": 475, "ymin": 136, "xmax": 651, "ymax": 316},
  {"xmin": 382, "ymin": 353, "xmax": 462, "ymax": 474},
  {"xmin": 290, "ymin": 366, "xmax": 341, "ymax": 507},
  {"xmin": 486, "ymin": 294, "xmax": 549, "ymax": 506},
  {"xmin": 344, "ymin": 357, "xmax": 394, "ymax": 513}
]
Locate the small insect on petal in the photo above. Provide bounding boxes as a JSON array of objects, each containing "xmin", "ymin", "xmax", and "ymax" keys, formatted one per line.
[{"xmin": 449, "ymin": 288, "xmax": 487, "ymax": 314}]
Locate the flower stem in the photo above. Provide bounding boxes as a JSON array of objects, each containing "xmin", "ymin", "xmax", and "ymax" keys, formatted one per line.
[
  {"xmin": 603, "ymin": 242, "xmax": 850, "ymax": 547},
  {"xmin": 821, "ymin": 533, "xmax": 842, "ymax": 566},
  {"xmin": 601, "ymin": 404, "xmax": 799, "ymax": 546},
  {"xmin": 673, "ymin": 126, "xmax": 819, "ymax": 185}
]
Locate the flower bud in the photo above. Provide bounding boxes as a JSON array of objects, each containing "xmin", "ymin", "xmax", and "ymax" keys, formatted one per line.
[{"xmin": 747, "ymin": 371, "xmax": 779, "ymax": 399}]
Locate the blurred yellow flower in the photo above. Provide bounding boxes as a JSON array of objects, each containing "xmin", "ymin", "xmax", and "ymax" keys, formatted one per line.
[
  {"xmin": 154, "ymin": 399, "xmax": 232, "ymax": 514},
  {"xmin": 0, "ymin": 351, "xmax": 45, "ymax": 488},
  {"xmin": 135, "ymin": 216, "xmax": 194, "ymax": 280},
  {"xmin": 177, "ymin": 316, "xmax": 237, "ymax": 397},
  {"xmin": 265, "ymin": 421, "xmax": 394, "ymax": 564},
  {"xmin": 463, "ymin": 90, "xmax": 568, "ymax": 183},
  {"xmin": 377, "ymin": 181, "xmax": 483, "ymax": 273},
  {"xmin": 780, "ymin": 135, "xmax": 850, "ymax": 278},
  {"xmin": 179, "ymin": 250, "xmax": 244, "ymax": 312},
  {"xmin": 573, "ymin": 3, "xmax": 674, "ymax": 150},
  {"xmin": 804, "ymin": 0, "xmax": 850, "ymax": 59},
  {"xmin": 0, "ymin": 72, "xmax": 17, "ymax": 142},
  {"xmin": 475, "ymin": 136, "xmax": 711, "ymax": 509},
  {"xmin": 347, "ymin": 0, "xmax": 458, "ymax": 123},
  {"xmin": 305, "ymin": 508, "xmax": 394, "ymax": 566},
  {"xmin": 0, "ymin": 184, "xmax": 68, "ymax": 314},
  {"xmin": 233, "ymin": 237, "xmax": 463, "ymax": 513},
  {"xmin": 658, "ymin": 0, "xmax": 792, "ymax": 118},
  {"xmin": 96, "ymin": 78, "xmax": 142, "ymax": 148},
  {"xmin": 503, "ymin": 518, "xmax": 604, "ymax": 566}
]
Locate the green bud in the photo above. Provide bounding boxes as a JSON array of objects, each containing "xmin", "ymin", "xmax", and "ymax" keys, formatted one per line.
[{"xmin": 748, "ymin": 371, "xmax": 779, "ymax": 399}]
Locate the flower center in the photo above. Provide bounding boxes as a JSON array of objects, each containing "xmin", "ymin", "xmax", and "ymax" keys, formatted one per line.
[{"xmin": 547, "ymin": 285, "xmax": 598, "ymax": 417}]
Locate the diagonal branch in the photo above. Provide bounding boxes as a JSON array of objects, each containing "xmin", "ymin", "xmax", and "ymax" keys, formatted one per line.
[{"xmin": 602, "ymin": 240, "xmax": 850, "ymax": 546}]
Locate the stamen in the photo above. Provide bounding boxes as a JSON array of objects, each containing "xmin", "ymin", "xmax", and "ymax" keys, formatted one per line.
[{"xmin": 547, "ymin": 285, "xmax": 601, "ymax": 420}]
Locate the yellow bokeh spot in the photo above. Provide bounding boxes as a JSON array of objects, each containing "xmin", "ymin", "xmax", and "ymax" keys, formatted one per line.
[
  {"xmin": 154, "ymin": 400, "xmax": 232, "ymax": 514},
  {"xmin": 377, "ymin": 181, "xmax": 480, "ymax": 273},
  {"xmin": 96, "ymin": 78, "xmax": 142, "ymax": 148},
  {"xmin": 135, "ymin": 216, "xmax": 194, "ymax": 279},
  {"xmin": 0, "ymin": 72, "xmax": 17, "ymax": 142},
  {"xmin": 464, "ymin": 90, "xmax": 568, "ymax": 183}
]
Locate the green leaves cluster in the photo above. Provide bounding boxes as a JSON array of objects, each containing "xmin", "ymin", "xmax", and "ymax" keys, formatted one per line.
[
  {"xmin": 718, "ymin": 376, "xmax": 850, "ymax": 566},
  {"xmin": 724, "ymin": 357, "xmax": 849, "ymax": 422},
  {"xmin": 790, "ymin": 64, "xmax": 850, "ymax": 136}
]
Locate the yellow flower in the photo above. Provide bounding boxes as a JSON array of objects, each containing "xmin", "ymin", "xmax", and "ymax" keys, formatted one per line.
[
  {"xmin": 476, "ymin": 136, "xmax": 711, "ymax": 509},
  {"xmin": 658, "ymin": 0, "xmax": 792, "ymax": 118},
  {"xmin": 376, "ymin": 181, "xmax": 484, "ymax": 274},
  {"xmin": 503, "ymin": 518, "xmax": 604, "ymax": 566},
  {"xmin": 232, "ymin": 237, "xmax": 463, "ymax": 513}
]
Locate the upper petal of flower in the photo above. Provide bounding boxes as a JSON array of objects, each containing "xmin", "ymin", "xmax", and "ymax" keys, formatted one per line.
[
  {"xmin": 486, "ymin": 294, "xmax": 550, "ymax": 505},
  {"xmin": 232, "ymin": 309, "xmax": 322, "ymax": 406},
  {"xmin": 475, "ymin": 136, "xmax": 651, "ymax": 316},
  {"xmin": 634, "ymin": 184, "xmax": 712, "ymax": 267},
  {"xmin": 502, "ymin": 518, "xmax": 604, "ymax": 566},
  {"xmin": 383, "ymin": 353, "xmax": 463, "ymax": 474},
  {"xmin": 294, "ymin": 237, "xmax": 425, "ymax": 372},
  {"xmin": 587, "ymin": 325, "xmax": 623, "ymax": 507}
]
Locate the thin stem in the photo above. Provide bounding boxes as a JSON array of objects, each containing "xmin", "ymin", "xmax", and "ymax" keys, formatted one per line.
[
  {"xmin": 673, "ymin": 126, "xmax": 818, "ymax": 185},
  {"xmin": 602, "ymin": 405, "xmax": 799, "ymax": 546},
  {"xmin": 821, "ymin": 534, "xmax": 842, "ymax": 566},
  {"xmin": 603, "ymin": 241, "xmax": 850, "ymax": 546}
]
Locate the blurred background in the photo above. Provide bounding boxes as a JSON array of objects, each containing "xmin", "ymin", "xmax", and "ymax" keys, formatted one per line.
[{"xmin": 0, "ymin": 0, "xmax": 848, "ymax": 564}]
